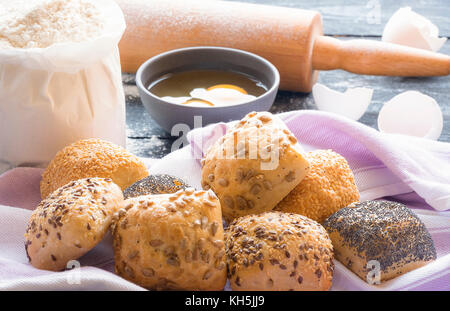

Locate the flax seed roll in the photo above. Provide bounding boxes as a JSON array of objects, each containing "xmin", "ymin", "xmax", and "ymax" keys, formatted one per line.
[
  {"xmin": 201, "ymin": 111, "xmax": 310, "ymax": 222},
  {"xmin": 25, "ymin": 178, "xmax": 124, "ymax": 271},
  {"xmin": 323, "ymin": 200, "xmax": 437, "ymax": 283},
  {"xmin": 40, "ymin": 138, "xmax": 149, "ymax": 199},
  {"xmin": 112, "ymin": 189, "xmax": 227, "ymax": 290},
  {"xmin": 225, "ymin": 211, "xmax": 334, "ymax": 291},
  {"xmin": 275, "ymin": 149, "xmax": 359, "ymax": 223}
]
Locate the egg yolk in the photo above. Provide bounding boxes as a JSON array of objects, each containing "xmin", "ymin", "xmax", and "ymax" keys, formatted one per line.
[{"xmin": 207, "ymin": 84, "xmax": 248, "ymax": 94}]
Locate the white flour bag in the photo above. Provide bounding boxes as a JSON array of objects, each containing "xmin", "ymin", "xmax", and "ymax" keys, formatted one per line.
[{"xmin": 0, "ymin": 0, "xmax": 127, "ymax": 172}]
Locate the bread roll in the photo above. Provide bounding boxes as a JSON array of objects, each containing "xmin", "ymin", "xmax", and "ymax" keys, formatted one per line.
[
  {"xmin": 276, "ymin": 149, "xmax": 359, "ymax": 222},
  {"xmin": 25, "ymin": 178, "xmax": 123, "ymax": 271},
  {"xmin": 323, "ymin": 200, "xmax": 437, "ymax": 283},
  {"xmin": 112, "ymin": 189, "xmax": 227, "ymax": 290},
  {"xmin": 123, "ymin": 174, "xmax": 189, "ymax": 199},
  {"xmin": 201, "ymin": 111, "xmax": 309, "ymax": 222},
  {"xmin": 40, "ymin": 138, "xmax": 149, "ymax": 199},
  {"xmin": 225, "ymin": 211, "xmax": 334, "ymax": 291}
]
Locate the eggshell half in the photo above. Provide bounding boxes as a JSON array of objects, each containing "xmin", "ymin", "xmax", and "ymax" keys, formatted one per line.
[
  {"xmin": 378, "ymin": 91, "xmax": 443, "ymax": 140},
  {"xmin": 312, "ymin": 83, "xmax": 373, "ymax": 120},
  {"xmin": 382, "ymin": 7, "xmax": 447, "ymax": 52}
]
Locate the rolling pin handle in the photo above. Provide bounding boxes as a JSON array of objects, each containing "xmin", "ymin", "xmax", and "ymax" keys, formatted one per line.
[{"xmin": 312, "ymin": 35, "xmax": 450, "ymax": 76}]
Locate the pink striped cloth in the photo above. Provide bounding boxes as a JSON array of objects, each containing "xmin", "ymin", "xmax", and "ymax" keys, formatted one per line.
[{"xmin": 0, "ymin": 110, "xmax": 449, "ymax": 290}]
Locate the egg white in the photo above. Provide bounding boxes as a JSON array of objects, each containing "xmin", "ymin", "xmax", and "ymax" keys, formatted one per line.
[{"xmin": 161, "ymin": 87, "xmax": 256, "ymax": 107}]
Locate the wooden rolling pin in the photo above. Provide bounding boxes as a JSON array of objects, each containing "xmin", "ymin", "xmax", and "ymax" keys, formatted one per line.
[{"xmin": 116, "ymin": 0, "xmax": 450, "ymax": 92}]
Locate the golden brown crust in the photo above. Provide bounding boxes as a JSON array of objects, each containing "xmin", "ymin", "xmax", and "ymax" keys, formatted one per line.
[
  {"xmin": 40, "ymin": 138, "xmax": 149, "ymax": 199},
  {"xmin": 112, "ymin": 189, "xmax": 227, "ymax": 290},
  {"xmin": 275, "ymin": 149, "xmax": 359, "ymax": 223},
  {"xmin": 201, "ymin": 112, "xmax": 309, "ymax": 222},
  {"xmin": 25, "ymin": 178, "xmax": 123, "ymax": 271},
  {"xmin": 225, "ymin": 211, "xmax": 334, "ymax": 291}
]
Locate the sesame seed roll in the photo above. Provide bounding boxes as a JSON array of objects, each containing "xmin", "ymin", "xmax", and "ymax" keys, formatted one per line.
[
  {"xmin": 275, "ymin": 149, "xmax": 360, "ymax": 223},
  {"xmin": 40, "ymin": 138, "xmax": 149, "ymax": 199}
]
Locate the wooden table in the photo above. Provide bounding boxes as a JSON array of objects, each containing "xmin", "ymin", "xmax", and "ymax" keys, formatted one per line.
[{"xmin": 124, "ymin": 0, "xmax": 450, "ymax": 159}]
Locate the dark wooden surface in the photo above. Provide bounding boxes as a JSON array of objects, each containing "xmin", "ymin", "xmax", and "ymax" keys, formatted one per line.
[{"xmin": 124, "ymin": 0, "xmax": 450, "ymax": 158}]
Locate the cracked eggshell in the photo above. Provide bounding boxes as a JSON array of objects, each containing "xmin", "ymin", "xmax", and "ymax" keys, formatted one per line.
[
  {"xmin": 382, "ymin": 7, "xmax": 447, "ymax": 52},
  {"xmin": 377, "ymin": 91, "xmax": 443, "ymax": 140},
  {"xmin": 312, "ymin": 83, "xmax": 373, "ymax": 121}
]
